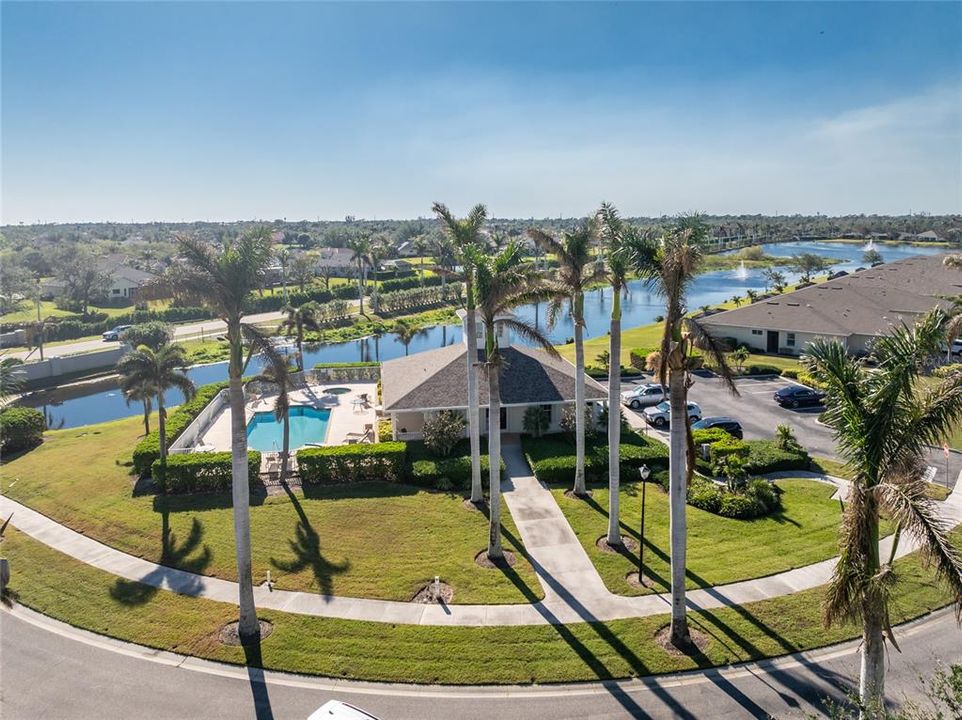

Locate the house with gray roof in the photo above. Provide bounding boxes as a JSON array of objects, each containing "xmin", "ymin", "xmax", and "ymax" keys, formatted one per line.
[
  {"xmin": 380, "ymin": 310, "xmax": 607, "ymax": 439},
  {"xmin": 701, "ymin": 254, "xmax": 962, "ymax": 356}
]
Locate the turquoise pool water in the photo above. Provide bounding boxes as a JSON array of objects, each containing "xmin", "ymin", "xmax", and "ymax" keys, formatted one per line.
[{"xmin": 246, "ymin": 405, "xmax": 331, "ymax": 451}]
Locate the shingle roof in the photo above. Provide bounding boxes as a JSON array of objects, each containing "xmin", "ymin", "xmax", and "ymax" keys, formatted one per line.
[
  {"xmin": 381, "ymin": 343, "xmax": 607, "ymax": 411},
  {"xmin": 703, "ymin": 254, "xmax": 962, "ymax": 338}
]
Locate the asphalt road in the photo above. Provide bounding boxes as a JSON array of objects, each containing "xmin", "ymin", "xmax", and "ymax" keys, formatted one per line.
[
  {"xmin": 2, "ymin": 604, "xmax": 959, "ymax": 720},
  {"xmin": 621, "ymin": 373, "xmax": 962, "ymax": 489}
]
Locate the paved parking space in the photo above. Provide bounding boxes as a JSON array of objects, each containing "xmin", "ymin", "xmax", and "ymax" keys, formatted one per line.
[{"xmin": 619, "ymin": 373, "xmax": 962, "ymax": 489}]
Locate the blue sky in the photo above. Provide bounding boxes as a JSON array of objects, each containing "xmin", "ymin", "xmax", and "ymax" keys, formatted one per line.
[{"xmin": 2, "ymin": 1, "xmax": 960, "ymax": 223}]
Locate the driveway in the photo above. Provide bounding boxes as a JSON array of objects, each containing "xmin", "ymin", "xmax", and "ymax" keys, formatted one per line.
[{"xmin": 620, "ymin": 373, "xmax": 962, "ymax": 490}]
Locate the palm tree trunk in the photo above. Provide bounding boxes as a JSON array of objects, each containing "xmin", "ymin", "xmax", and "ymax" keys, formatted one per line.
[
  {"xmin": 465, "ymin": 277, "xmax": 483, "ymax": 504},
  {"xmin": 860, "ymin": 511, "xmax": 885, "ymax": 718},
  {"xmin": 143, "ymin": 401, "xmax": 150, "ymax": 435},
  {"xmin": 157, "ymin": 393, "xmax": 167, "ymax": 463},
  {"xmin": 296, "ymin": 328, "xmax": 304, "ymax": 372},
  {"xmin": 487, "ymin": 355, "xmax": 503, "ymax": 559},
  {"xmin": 279, "ymin": 408, "xmax": 290, "ymax": 485},
  {"xmin": 606, "ymin": 290, "xmax": 622, "ymax": 545},
  {"xmin": 668, "ymin": 360, "xmax": 691, "ymax": 646},
  {"xmin": 573, "ymin": 293, "xmax": 587, "ymax": 496},
  {"xmin": 228, "ymin": 321, "xmax": 259, "ymax": 642},
  {"xmin": 357, "ymin": 263, "xmax": 365, "ymax": 315}
]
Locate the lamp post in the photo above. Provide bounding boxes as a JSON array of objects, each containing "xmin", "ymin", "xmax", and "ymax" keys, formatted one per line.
[{"xmin": 638, "ymin": 464, "xmax": 651, "ymax": 587}]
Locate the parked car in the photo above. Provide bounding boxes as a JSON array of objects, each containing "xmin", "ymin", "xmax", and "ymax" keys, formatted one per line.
[
  {"xmin": 102, "ymin": 324, "xmax": 132, "ymax": 341},
  {"xmin": 308, "ymin": 701, "xmax": 381, "ymax": 720},
  {"xmin": 620, "ymin": 383, "xmax": 667, "ymax": 410},
  {"xmin": 774, "ymin": 385, "xmax": 825, "ymax": 409},
  {"xmin": 940, "ymin": 339, "xmax": 962, "ymax": 358},
  {"xmin": 642, "ymin": 400, "xmax": 701, "ymax": 428},
  {"xmin": 691, "ymin": 416, "xmax": 743, "ymax": 439}
]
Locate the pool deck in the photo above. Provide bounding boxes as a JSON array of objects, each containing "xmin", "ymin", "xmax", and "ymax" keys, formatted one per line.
[{"xmin": 195, "ymin": 381, "xmax": 379, "ymax": 452}]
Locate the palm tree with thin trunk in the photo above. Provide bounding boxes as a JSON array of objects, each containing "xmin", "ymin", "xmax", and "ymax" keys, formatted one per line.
[
  {"xmin": 528, "ymin": 220, "xmax": 606, "ymax": 497},
  {"xmin": 278, "ymin": 301, "xmax": 323, "ymax": 371},
  {"xmin": 0, "ymin": 357, "xmax": 24, "ymax": 401},
  {"xmin": 596, "ymin": 203, "xmax": 633, "ymax": 546},
  {"xmin": 626, "ymin": 213, "xmax": 737, "ymax": 650},
  {"xmin": 346, "ymin": 235, "xmax": 371, "ymax": 315},
  {"xmin": 117, "ymin": 343, "xmax": 195, "ymax": 464},
  {"xmin": 391, "ymin": 318, "xmax": 426, "ymax": 356},
  {"xmin": 174, "ymin": 228, "xmax": 277, "ymax": 644},
  {"xmin": 433, "ymin": 202, "xmax": 487, "ymax": 506},
  {"xmin": 124, "ymin": 384, "xmax": 154, "ymax": 436},
  {"xmin": 253, "ymin": 350, "xmax": 293, "ymax": 485},
  {"xmin": 471, "ymin": 241, "xmax": 558, "ymax": 559},
  {"xmin": 804, "ymin": 309, "xmax": 962, "ymax": 718}
]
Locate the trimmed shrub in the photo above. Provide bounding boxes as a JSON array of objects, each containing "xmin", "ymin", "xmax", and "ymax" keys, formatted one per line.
[
  {"xmin": 297, "ymin": 442, "xmax": 406, "ymax": 484},
  {"xmin": 691, "ymin": 427, "xmax": 732, "ymax": 446},
  {"xmin": 151, "ymin": 451, "xmax": 261, "ymax": 494},
  {"xmin": 686, "ymin": 477, "xmax": 782, "ymax": 519},
  {"xmin": 408, "ymin": 439, "xmax": 493, "ymax": 489},
  {"xmin": 741, "ymin": 440, "xmax": 809, "ymax": 473},
  {"xmin": 795, "ymin": 370, "xmax": 826, "ymax": 390},
  {"xmin": 934, "ymin": 363, "xmax": 962, "ymax": 379},
  {"xmin": 314, "ymin": 361, "xmax": 380, "ymax": 369},
  {"xmin": 745, "ymin": 363, "xmax": 782, "ymax": 376},
  {"xmin": 0, "ymin": 406, "xmax": 46, "ymax": 452},
  {"xmin": 708, "ymin": 435, "xmax": 751, "ymax": 464},
  {"xmin": 718, "ymin": 493, "xmax": 760, "ymax": 519},
  {"xmin": 132, "ymin": 381, "xmax": 229, "ymax": 475},
  {"xmin": 780, "ymin": 368, "xmax": 799, "ymax": 379},
  {"xmin": 523, "ymin": 431, "xmax": 668, "ymax": 484},
  {"xmin": 687, "ymin": 478, "xmax": 723, "ymax": 514}
]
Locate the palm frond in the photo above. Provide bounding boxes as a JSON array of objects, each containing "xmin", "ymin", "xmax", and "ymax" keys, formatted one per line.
[
  {"xmin": 499, "ymin": 317, "xmax": 560, "ymax": 358},
  {"xmin": 684, "ymin": 317, "xmax": 739, "ymax": 396}
]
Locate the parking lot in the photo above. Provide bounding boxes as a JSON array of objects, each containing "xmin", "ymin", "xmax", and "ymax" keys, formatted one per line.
[{"xmin": 620, "ymin": 372, "xmax": 962, "ymax": 490}]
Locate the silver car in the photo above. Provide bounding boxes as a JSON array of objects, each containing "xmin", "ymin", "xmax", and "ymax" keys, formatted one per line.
[
  {"xmin": 643, "ymin": 400, "xmax": 701, "ymax": 428},
  {"xmin": 620, "ymin": 383, "xmax": 667, "ymax": 410}
]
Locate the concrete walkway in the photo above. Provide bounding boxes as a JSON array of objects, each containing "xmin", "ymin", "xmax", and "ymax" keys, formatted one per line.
[{"xmin": 3, "ymin": 458, "xmax": 960, "ymax": 627}]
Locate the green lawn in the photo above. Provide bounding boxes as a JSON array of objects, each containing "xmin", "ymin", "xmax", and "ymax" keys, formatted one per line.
[
  {"xmin": 553, "ymin": 479, "xmax": 846, "ymax": 596},
  {"xmin": 2, "ymin": 526, "xmax": 954, "ymax": 684},
  {"xmin": 0, "ymin": 299, "xmax": 170, "ymax": 324},
  {"xmin": 0, "ymin": 416, "xmax": 542, "ymax": 604},
  {"xmin": 811, "ymin": 456, "xmax": 953, "ymax": 501}
]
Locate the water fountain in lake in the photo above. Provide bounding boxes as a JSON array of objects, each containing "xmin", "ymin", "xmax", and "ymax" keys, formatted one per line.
[
  {"xmin": 862, "ymin": 238, "xmax": 877, "ymax": 252},
  {"xmin": 734, "ymin": 260, "xmax": 749, "ymax": 280}
]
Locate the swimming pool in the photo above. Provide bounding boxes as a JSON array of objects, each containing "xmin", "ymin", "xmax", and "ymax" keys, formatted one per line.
[{"xmin": 246, "ymin": 405, "xmax": 331, "ymax": 451}]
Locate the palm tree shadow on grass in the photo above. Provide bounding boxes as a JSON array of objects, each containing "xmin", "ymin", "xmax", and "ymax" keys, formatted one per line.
[
  {"xmin": 110, "ymin": 509, "xmax": 212, "ymax": 605},
  {"xmin": 269, "ymin": 484, "xmax": 349, "ymax": 599}
]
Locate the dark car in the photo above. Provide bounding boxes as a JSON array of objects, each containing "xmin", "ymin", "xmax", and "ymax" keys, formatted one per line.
[
  {"xmin": 774, "ymin": 385, "xmax": 825, "ymax": 409},
  {"xmin": 691, "ymin": 416, "xmax": 743, "ymax": 439}
]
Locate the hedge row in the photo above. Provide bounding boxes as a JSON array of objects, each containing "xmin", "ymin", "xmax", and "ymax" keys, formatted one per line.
[
  {"xmin": 406, "ymin": 439, "xmax": 495, "ymax": 490},
  {"xmin": 151, "ymin": 451, "xmax": 261, "ymax": 494},
  {"xmin": 523, "ymin": 431, "xmax": 668, "ymax": 484},
  {"xmin": 132, "ymin": 381, "xmax": 229, "ymax": 475},
  {"xmin": 296, "ymin": 442, "xmax": 406, "ymax": 484},
  {"xmin": 38, "ymin": 306, "xmax": 216, "ymax": 342},
  {"xmin": 244, "ymin": 283, "xmax": 360, "ymax": 314},
  {"xmin": 379, "ymin": 274, "xmax": 446, "ymax": 293},
  {"xmin": 0, "ymin": 406, "xmax": 46, "ymax": 452}
]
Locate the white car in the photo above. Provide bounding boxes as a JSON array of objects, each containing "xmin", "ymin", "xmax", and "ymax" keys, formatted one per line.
[
  {"xmin": 308, "ymin": 701, "xmax": 381, "ymax": 720},
  {"xmin": 643, "ymin": 401, "xmax": 701, "ymax": 428},
  {"xmin": 940, "ymin": 339, "xmax": 962, "ymax": 358},
  {"xmin": 620, "ymin": 383, "xmax": 667, "ymax": 410}
]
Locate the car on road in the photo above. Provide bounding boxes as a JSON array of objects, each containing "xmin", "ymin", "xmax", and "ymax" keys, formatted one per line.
[
  {"xmin": 691, "ymin": 416, "xmax": 743, "ymax": 439},
  {"xmin": 308, "ymin": 700, "xmax": 381, "ymax": 720},
  {"xmin": 643, "ymin": 400, "xmax": 701, "ymax": 428},
  {"xmin": 940, "ymin": 339, "xmax": 962, "ymax": 358},
  {"xmin": 620, "ymin": 383, "xmax": 667, "ymax": 410},
  {"xmin": 774, "ymin": 385, "xmax": 825, "ymax": 409},
  {"xmin": 102, "ymin": 325, "xmax": 132, "ymax": 341}
]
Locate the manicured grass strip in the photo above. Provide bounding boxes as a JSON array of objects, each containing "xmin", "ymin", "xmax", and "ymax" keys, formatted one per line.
[
  {"xmin": 2, "ymin": 527, "xmax": 954, "ymax": 684},
  {"xmin": 0, "ymin": 416, "xmax": 542, "ymax": 604},
  {"xmin": 811, "ymin": 456, "xmax": 953, "ymax": 501},
  {"xmin": 553, "ymin": 479, "xmax": 847, "ymax": 597}
]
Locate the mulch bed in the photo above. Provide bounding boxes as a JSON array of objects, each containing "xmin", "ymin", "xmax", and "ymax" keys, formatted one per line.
[
  {"xmin": 411, "ymin": 581, "xmax": 454, "ymax": 604},
  {"xmin": 563, "ymin": 489, "xmax": 593, "ymax": 500},
  {"xmin": 596, "ymin": 535, "xmax": 639, "ymax": 553},
  {"xmin": 625, "ymin": 571, "xmax": 655, "ymax": 589},
  {"xmin": 474, "ymin": 549, "xmax": 517, "ymax": 569},
  {"xmin": 655, "ymin": 625, "xmax": 710, "ymax": 656},
  {"xmin": 219, "ymin": 619, "xmax": 275, "ymax": 646},
  {"xmin": 462, "ymin": 498, "xmax": 488, "ymax": 513}
]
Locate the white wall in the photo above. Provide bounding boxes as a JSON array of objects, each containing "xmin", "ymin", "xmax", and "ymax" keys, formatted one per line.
[
  {"xmin": 702, "ymin": 322, "xmax": 848, "ymax": 357},
  {"xmin": 168, "ymin": 389, "xmax": 230, "ymax": 454},
  {"xmin": 17, "ymin": 346, "xmax": 127, "ymax": 383}
]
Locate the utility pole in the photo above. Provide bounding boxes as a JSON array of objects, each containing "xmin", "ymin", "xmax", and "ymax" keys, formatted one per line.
[{"xmin": 35, "ymin": 276, "xmax": 44, "ymax": 361}]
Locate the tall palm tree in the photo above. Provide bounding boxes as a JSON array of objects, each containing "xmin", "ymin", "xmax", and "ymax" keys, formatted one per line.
[
  {"xmin": 253, "ymin": 353, "xmax": 293, "ymax": 484},
  {"xmin": 346, "ymin": 234, "xmax": 371, "ymax": 315},
  {"xmin": 596, "ymin": 203, "xmax": 633, "ymax": 546},
  {"xmin": 365, "ymin": 235, "xmax": 390, "ymax": 313},
  {"xmin": 472, "ymin": 241, "xmax": 558, "ymax": 559},
  {"xmin": 804, "ymin": 310, "xmax": 962, "ymax": 717},
  {"xmin": 413, "ymin": 235, "xmax": 430, "ymax": 285},
  {"xmin": 528, "ymin": 220, "xmax": 606, "ymax": 497},
  {"xmin": 278, "ymin": 301, "xmax": 323, "ymax": 371},
  {"xmin": 124, "ymin": 383, "xmax": 154, "ymax": 436},
  {"xmin": 116, "ymin": 343, "xmax": 195, "ymax": 463},
  {"xmin": 174, "ymin": 228, "xmax": 278, "ymax": 644},
  {"xmin": 627, "ymin": 214, "xmax": 737, "ymax": 650},
  {"xmin": 433, "ymin": 202, "xmax": 487, "ymax": 506}
]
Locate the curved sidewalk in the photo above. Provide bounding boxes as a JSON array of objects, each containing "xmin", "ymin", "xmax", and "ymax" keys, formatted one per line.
[{"xmin": 3, "ymin": 457, "xmax": 960, "ymax": 627}]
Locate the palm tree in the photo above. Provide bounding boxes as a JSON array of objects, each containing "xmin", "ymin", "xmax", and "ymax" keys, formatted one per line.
[
  {"xmin": 746, "ymin": 289, "xmax": 759, "ymax": 304},
  {"xmin": 472, "ymin": 241, "xmax": 557, "ymax": 559},
  {"xmin": 627, "ymin": 214, "xmax": 737, "ymax": 650},
  {"xmin": 413, "ymin": 235, "xmax": 430, "ymax": 285},
  {"xmin": 0, "ymin": 357, "xmax": 25, "ymax": 400},
  {"xmin": 174, "ymin": 228, "xmax": 280, "ymax": 644},
  {"xmin": 365, "ymin": 235, "xmax": 390, "ymax": 313},
  {"xmin": 528, "ymin": 220, "xmax": 606, "ymax": 497},
  {"xmin": 804, "ymin": 310, "xmax": 962, "ymax": 717},
  {"xmin": 278, "ymin": 301, "xmax": 323, "ymax": 371},
  {"xmin": 124, "ymin": 383, "xmax": 154, "ymax": 436},
  {"xmin": 596, "ymin": 203, "xmax": 633, "ymax": 546},
  {"xmin": 433, "ymin": 202, "xmax": 487, "ymax": 506},
  {"xmin": 253, "ymin": 351, "xmax": 294, "ymax": 484},
  {"xmin": 944, "ymin": 311, "xmax": 962, "ymax": 364},
  {"xmin": 346, "ymin": 235, "xmax": 371, "ymax": 315},
  {"xmin": 116, "ymin": 343, "xmax": 195, "ymax": 463},
  {"xmin": 391, "ymin": 318, "xmax": 425, "ymax": 356},
  {"xmin": 944, "ymin": 254, "xmax": 962, "ymax": 269},
  {"xmin": 730, "ymin": 295, "xmax": 742, "ymax": 307}
]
